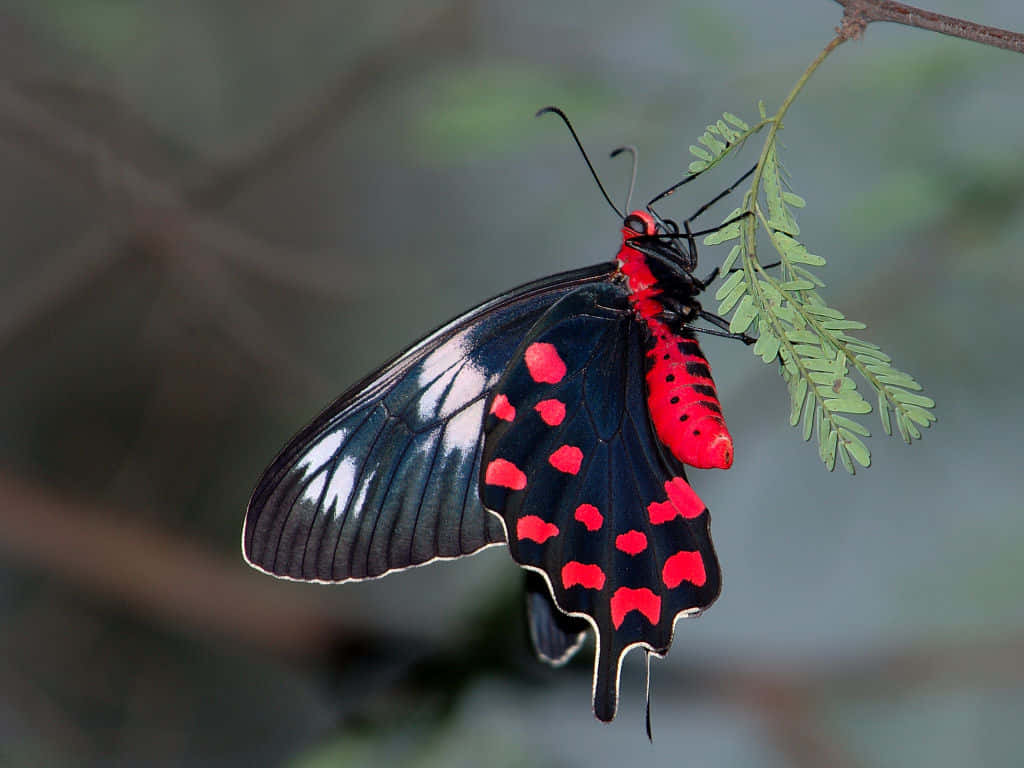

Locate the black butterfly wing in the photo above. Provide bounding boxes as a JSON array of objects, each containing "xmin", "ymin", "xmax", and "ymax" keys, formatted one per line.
[
  {"xmin": 244, "ymin": 263, "xmax": 617, "ymax": 582},
  {"xmin": 524, "ymin": 571, "xmax": 588, "ymax": 665},
  {"xmin": 480, "ymin": 282, "xmax": 722, "ymax": 721}
]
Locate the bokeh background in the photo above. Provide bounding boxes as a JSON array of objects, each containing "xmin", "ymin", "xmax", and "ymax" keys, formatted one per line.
[{"xmin": 2, "ymin": 1, "xmax": 1023, "ymax": 766}]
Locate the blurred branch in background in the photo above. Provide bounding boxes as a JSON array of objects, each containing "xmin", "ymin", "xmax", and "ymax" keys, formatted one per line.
[
  {"xmin": 0, "ymin": 0, "xmax": 473, "ymax": 361},
  {"xmin": 2, "ymin": 469, "xmax": 1022, "ymax": 767},
  {"xmin": 0, "ymin": 471, "xmax": 340, "ymax": 659},
  {"xmin": 184, "ymin": 0, "xmax": 474, "ymax": 209},
  {"xmin": 0, "ymin": 0, "xmax": 480, "ymax": 640},
  {"xmin": 0, "ymin": 77, "xmax": 334, "ymax": 386}
]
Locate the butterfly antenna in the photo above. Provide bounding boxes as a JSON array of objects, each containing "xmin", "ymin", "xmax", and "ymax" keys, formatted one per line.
[
  {"xmin": 645, "ymin": 650, "xmax": 654, "ymax": 742},
  {"xmin": 610, "ymin": 144, "xmax": 639, "ymax": 213},
  {"xmin": 537, "ymin": 106, "xmax": 624, "ymax": 219}
]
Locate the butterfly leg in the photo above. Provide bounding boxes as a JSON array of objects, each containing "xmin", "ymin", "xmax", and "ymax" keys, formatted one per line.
[
  {"xmin": 644, "ymin": 211, "xmax": 753, "ymax": 268},
  {"xmin": 698, "ymin": 309, "xmax": 756, "ymax": 345},
  {"xmin": 647, "ymin": 162, "xmax": 757, "ymax": 212},
  {"xmin": 663, "ymin": 163, "xmax": 758, "ymax": 279},
  {"xmin": 691, "ymin": 325, "xmax": 756, "ymax": 345},
  {"xmin": 701, "ymin": 260, "xmax": 782, "ymax": 287},
  {"xmin": 698, "ymin": 266, "xmax": 720, "ymax": 287},
  {"xmin": 650, "ymin": 300, "xmax": 753, "ymax": 345},
  {"xmin": 725, "ymin": 260, "xmax": 781, "ymax": 275},
  {"xmin": 679, "ymin": 163, "xmax": 757, "ymax": 227},
  {"xmin": 651, "ymin": 295, "xmax": 700, "ymax": 327}
]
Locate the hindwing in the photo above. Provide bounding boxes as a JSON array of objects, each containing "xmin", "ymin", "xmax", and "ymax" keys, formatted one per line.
[
  {"xmin": 480, "ymin": 282, "xmax": 722, "ymax": 721},
  {"xmin": 244, "ymin": 264, "xmax": 615, "ymax": 581},
  {"xmin": 524, "ymin": 571, "xmax": 588, "ymax": 665}
]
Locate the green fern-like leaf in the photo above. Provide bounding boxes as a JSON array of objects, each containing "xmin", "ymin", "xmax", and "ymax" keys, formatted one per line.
[
  {"xmin": 686, "ymin": 112, "xmax": 762, "ymax": 175},
  {"xmin": 699, "ymin": 108, "xmax": 936, "ymax": 473}
]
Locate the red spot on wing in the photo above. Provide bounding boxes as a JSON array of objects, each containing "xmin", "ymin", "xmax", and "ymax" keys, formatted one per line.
[
  {"xmin": 665, "ymin": 477, "xmax": 706, "ymax": 517},
  {"xmin": 516, "ymin": 515, "xmax": 559, "ymax": 543},
  {"xmin": 549, "ymin": 445, "xmax": 583, "ymax": 474},
  {"xmin": 489, "ymin": 394, "xmax": 516, "ymax": 422},
  {"xmin": 561, "ymin": 561, "xmax": 606, "ymax": 590},
  {"xmin": 648, "ymin": 477, "xmax": 706, "ymax": 524},
  {"xmin": 534, "ymin": 398, "xmax": 566, "ymax": 426},
  {"xmin": 647, "ymin": 499, "xmax": 675, "ymax": 525},
  {"xmin": 524, "ymin": 342, "xmax": 567, "ymax": 384},
  {"xmin": 610, "ymin": 587, "xmax": 662, "ymax": 629},
  {"xmin": 484, "ymin": 459, "xmax": 527, "ymax": 490},
  {"xmin": 662, "ymin": 551, "xmax": 707, "ymax": 588},
  {"xmin": 615, "ymin": 530, "xmax": 648, "ymax": 555},
  {"xmin": 574, "ymin": 503, "xmax": 603, "ymax": 531}
]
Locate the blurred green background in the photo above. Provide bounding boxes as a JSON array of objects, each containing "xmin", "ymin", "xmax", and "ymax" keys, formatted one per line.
[{"xmin": 2, "ymin": 1, "xmax": 1023, "ymax": 766}]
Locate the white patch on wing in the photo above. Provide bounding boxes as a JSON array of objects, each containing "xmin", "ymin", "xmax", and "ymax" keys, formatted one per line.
[
  {"xmin": 325, "ymin": 456, "xmax": 359, "ymax": 518},
  {"xmin": 438, "ymin": 361, "xmax": 488, "ymax": 420},
  {"xmin": 296, "ymin": 429, "xmax": 347, "ymax": 475},
  {"xmin": 441, "ymin": 399, "xmax": 484, "ymax": 456},
  {"xmin": 416, "ymin": 365, "xmax": 459, "ymax": 420},
  {"xmin": 299, "ymin": 468, "xmax": 327, "ymax": 508},
  {"xmin": 350, "ymin": 468, "xmax": 375, "ymax": 520},
  {"xmin": 418, "ymin": 335, "xmax": 471, "ymax": 387}
]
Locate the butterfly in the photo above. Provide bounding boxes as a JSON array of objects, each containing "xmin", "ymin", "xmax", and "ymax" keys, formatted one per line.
[{"xmin": 243, "ymin": 107, "xmax": 752, "ymax": 724}]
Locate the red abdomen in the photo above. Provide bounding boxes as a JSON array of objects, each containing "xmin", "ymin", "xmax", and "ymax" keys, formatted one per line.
[
  {"xmin": 643, "ymin": 320, "xmax": 733, "ymax": 469},
  {"xmin": 617, "ymin": 212, "xmax": 734, "ymax": 470}
]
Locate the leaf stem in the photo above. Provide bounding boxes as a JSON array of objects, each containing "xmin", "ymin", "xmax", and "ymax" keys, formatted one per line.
[
  {"xmin": 747, "ymin": 36, "xmax": 845, "ymax": 215},
  {"xmin": 746, "ymin": 203, "xmax": 848, "ymax": 466},
  {"xmin": 752, "ymin": 207, "xmax": 921, "ymax": 438}
]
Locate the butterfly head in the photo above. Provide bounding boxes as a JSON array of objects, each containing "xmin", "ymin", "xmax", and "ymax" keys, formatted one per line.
[{"xmin": 620, "ymin": 210, "xmax": 698, "ymax": 276}]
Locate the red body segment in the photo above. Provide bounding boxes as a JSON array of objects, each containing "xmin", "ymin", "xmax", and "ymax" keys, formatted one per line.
[{"xmin": 617, "ymin": 211, "xmax": 734, "ymax": 470}]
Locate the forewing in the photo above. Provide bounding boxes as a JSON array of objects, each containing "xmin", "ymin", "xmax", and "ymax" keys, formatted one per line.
[
  {"xmin": 245, "ymin": 264, "xmax": 616, "ymax": 582},
  {"xmin": 480, "ymin": 282, "xmax": 722, "ymax": 721}
]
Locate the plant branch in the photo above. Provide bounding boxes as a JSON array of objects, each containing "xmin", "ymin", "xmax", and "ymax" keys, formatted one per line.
[
  {"xmin": 0, "ymin": 471, "xmax": 344, "ymax": 659},
  {"xmin": 184, "ymin": 0, "xmax": 473, "ymax": 209},
  {"xmin": 833, "ymin": 0, "xmax": 1024, "ymax": 53}
]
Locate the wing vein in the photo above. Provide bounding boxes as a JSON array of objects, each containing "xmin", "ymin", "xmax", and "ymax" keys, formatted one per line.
[
  {"xmin": 406, "ymin": 424, "xmax": 445, "ymax": 568},
  {"xmin": 455, "ymin": 397, "xmax": 488, "ymax": 555},
  {"xmin": 327, "ymin": 412, "xmax": 392, "ymax": 579},
  {"xmin": 274, "ymin": 405, "xmax": 376, "ymax": 574},
  {"xmin": 363, "ymin": 426, "xmax": 418, "ymax": 576}
]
